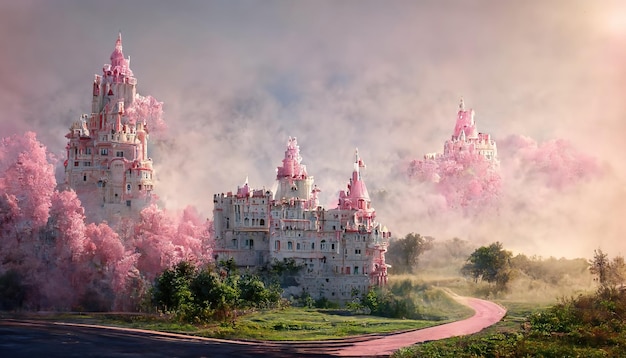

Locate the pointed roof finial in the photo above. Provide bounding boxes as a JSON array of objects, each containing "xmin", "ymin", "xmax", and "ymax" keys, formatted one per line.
[
  {"xmin": 116, "ymin": 32, "xmax": 122, "ymax": 50},
  {"xmin": 459, "ymin": 97, "xmax": 465, "ymax": 111}
]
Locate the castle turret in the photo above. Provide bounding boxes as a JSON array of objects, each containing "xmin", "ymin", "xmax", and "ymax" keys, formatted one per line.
[{"xmin": 274, "ymin": 137, "xmax": 316, "ymax": 207}]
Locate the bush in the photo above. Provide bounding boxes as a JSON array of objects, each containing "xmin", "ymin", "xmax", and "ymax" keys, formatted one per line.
[{"xmin": 152, "ymin": 260, "xmax": 284, "ymax": 323}]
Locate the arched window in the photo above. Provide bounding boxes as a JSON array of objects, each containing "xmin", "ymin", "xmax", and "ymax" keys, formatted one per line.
[
  {"xmin": 311, "ymin": 242, "xmax": 315, "ymax": 250},
  {"xmin": 321, "ymin": 240, "xmax": 327, "ymax": 251},
  {"xmin": 287, "ymin": 241, "xmax": 293, "ymax": 250},
  {"xmin": 260, "ymin": 219, "xmax": 265, "ymax": 226}
]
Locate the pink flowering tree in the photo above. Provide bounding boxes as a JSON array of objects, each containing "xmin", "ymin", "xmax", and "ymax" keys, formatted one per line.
[
  {"xmin": 408, "ymin": 152, "xmax": 502, "ymax": 213},
  {"xmin": 126, "ymin": 95, "xmax": 167, "ymax": 139},
  {"xmin": 498, "ymin": 135, "xmax": 601, "ymax": 189}
]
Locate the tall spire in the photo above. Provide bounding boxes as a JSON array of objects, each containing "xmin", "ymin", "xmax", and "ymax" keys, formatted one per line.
[{"xmin": 110, "ymin": 32, "xmax": 125, "ymax": 67}]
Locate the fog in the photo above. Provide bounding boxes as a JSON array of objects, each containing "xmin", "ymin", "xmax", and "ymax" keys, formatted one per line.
[{"xmin": 1, "ymin": 0, "xmax": 624, "ymax": 258}]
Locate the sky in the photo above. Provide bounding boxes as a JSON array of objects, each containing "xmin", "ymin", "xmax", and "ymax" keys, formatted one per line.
[{"xmin": 1, "ymin": 0, "xmax": 625, "ymax": 258}]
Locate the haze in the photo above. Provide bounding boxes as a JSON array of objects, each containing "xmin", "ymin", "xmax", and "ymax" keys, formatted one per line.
[{"xmin": 1, "ymin": 0, "xmax": 624, "ymax": 258}]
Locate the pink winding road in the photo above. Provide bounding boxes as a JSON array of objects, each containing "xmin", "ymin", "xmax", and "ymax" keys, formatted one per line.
[
  {"xmin": 334, "ymin": 294, "xmax": 507, "ymax": 356},
  {"xmin": 0, "ymin": 293, "xmax": 506, "ymax": 357}
]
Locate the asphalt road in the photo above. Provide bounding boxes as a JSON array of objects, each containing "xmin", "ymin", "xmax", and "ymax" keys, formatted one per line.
[{"xmin": 0, "ymin": 294, "xmax": 506, "ymax": 358}]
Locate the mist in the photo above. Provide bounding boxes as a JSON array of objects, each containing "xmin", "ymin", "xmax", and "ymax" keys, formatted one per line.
[{"xmin": 1, "ymin": 0, "xmax": 625, "ymax": 259}]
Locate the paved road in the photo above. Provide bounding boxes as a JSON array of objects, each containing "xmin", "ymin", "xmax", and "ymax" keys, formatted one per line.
[{"xmin": 0, "ymin": 294, "xmax": 506, "ymax": 357}]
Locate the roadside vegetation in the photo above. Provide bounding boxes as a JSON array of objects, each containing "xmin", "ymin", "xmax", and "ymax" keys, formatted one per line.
[{"xmin": 391, "ymin": 244, "xmax": 626, "ymax": 357}]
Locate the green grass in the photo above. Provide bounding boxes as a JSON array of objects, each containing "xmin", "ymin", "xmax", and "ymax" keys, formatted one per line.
[
  {"xmin": 210, "ymin": 307, "xmax": 439, "ymax": 341},
  {"xmin": 6, "ymin": 308, "xmax": 445, "ymax": 341}
]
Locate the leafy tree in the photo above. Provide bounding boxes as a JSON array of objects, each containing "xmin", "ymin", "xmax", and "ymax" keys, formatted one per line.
[
  {"xmin": 152, "ymin": 260, "xmax": 197, "ymax": 312},
  {"xmin": 590, "ymin": 249, "xmax": 626, "ymax": 290},
  {"xmin": 387, "ymin": 233, "xmax": 434, "ymax": 273},
  {"xmin": 461, "ymin": 242, "xmax": 512, "ymax": 291}
]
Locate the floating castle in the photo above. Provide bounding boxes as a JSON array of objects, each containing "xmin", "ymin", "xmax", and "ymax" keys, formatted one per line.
[
  {"xmin": 213, "ymin": 137, "xmax": 390, "ymax": 301},
  {"xmin": 64, "ymin": 34, "xmax": 157, "ymax": 220},
  {"xmin": 424, "ymin": 98, "xmax": 498, "ymax": 161}
]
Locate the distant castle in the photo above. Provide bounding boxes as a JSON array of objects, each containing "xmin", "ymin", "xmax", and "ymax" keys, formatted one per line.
[
  {"xmin": 64, "ymin": 34, "xmax": 157, "ymax": 220},
  {"xmin": 213, "ymin": 137, "xmax": 390, "ymax": 301},
  {"xmin": 424, "ymin": 98, "xmax": 498, "ymax": 161}
]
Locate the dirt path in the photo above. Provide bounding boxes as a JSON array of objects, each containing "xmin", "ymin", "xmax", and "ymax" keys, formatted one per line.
[{"xmin": 333, "ymin": 293, "xmax": 507, "ymax": 356}]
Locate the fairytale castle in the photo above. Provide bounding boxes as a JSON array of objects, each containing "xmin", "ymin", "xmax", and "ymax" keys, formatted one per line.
[
  {"xmin": 64, "ymin": 34, "xmax": 157, "ymax": 220},
  {"xmin": 424, "ymin": 98, "xmax": 498, "ymax": 161},
  {"xmin": 213, "ymin": 137, "xmax": 390, "ymax": 301},
  {"xmin": 64, "ymin": 35, "xmax": 390, "ymax": 301}
]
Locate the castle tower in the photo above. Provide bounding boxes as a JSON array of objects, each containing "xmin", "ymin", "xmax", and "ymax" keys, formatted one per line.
[
  {"xmin": 64, "ymin": 34, "xmax": 156, "ymax": 221},
  {"xmin": 274, "ymin": 137, "xmax": 319, "ymax": 209}
]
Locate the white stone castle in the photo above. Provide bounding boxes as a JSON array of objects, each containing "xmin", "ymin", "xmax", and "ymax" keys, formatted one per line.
[
  {"xmin": 213, "ymin": 137, "xmax": 390, "ymax": 301},
  {"xmin": 64, "ymin": 34, "xmax": 156, "ymax": 220},
  {"xmin": 65, "ymin": 35, "xmax": 391, "ymax": 301}
]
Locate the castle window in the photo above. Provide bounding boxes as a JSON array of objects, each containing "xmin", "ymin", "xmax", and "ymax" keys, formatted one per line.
[
  {"xmin": 84, "ymin": 161, "xmax": 91, "ymax": 166},
  {"xmin": 83, "ymin": 175, "xmax": 87, "ymax": 182},
  {"xmin": 86, "ymin": 148, "xmax": 92, "ymax": 155},
  {"xmin": 126, "ymin": 200, "xmax": 131, "ymax": 207},
  {"xmin": 287, "ymin": 241, "xmax": 293, "ymax": 250},
  {"xmin": 260, "ymin": 219, "xmax": 265, "ymax": 226},
  {"xmin": 296, "ymin": 243, "xmax": 301, "ymax": 250},
  {"xmin": 331, "ymin": 243, "xmax": 335, "ymax": 251},
  {"xmin": 74, "ymin": 161, "xmax": 79, "ymax": 166},
  {"xmin": 275, "ymin": 240, "xmax": 280, "ymax": 251},
  {"xmin": 232, "ymin": 239, "xmax": 238, "ymax": 248},
  {"xmin": 126, "ymin": 184, "xmax": 131, "ymax": 193},
  {"xmin": 249, "ymin": 239, "xmax": 254, "ymax": 248},
  {"xmin": 100, "ymin": 148, "xmax": 108, "ymax": 155},
  {"xmin": 311, "ymin": 242, "xmax": 315, "ymax": 250},
  {"xmin": 355, "ymin": 248, "xmax": 361, "ymax": 255},
  {"xmin": 320, "ymin": 240, "xmax": 327, "ymax": 251},
  {"xmin": 354, "ymin": 266, "xmax": 359, "ymax": 275},
  {"xmin": 116, "ymin": 151, "xmax": 124, "ymax": 157}
]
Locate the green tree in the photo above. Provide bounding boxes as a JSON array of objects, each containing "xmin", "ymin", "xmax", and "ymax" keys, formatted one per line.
[
  {"xmin": 387, "ymin": 233, "xmax": 434, "ymax": 273},
  {"xmin": 152, "ymin": 260, "xmax": 196, "ymax": 312},
  {"xmin": 461, "ymin": 242, "xmax": 512, "ymax": 291}
]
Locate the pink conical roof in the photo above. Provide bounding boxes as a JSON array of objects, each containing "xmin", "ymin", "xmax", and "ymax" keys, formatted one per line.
[
  {"xmin": 110, "ymin": 33, "xmax": 125, "ymax": 66},
  {"xmin": 453, "ymin": 98, "xmax": 478, "ymax": 139},
  {"xmin": 108, "ymin": 33, "xmax": 133, "ymax": 77}
]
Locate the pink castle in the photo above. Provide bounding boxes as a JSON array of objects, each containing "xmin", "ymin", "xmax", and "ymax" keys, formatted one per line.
[
  {"xmin": 64, "ymin": 34, "xmax": 158, "ymax": 221},
  {"xmin": 213, "ymin": 137, "xmax": 390, "ymax": 301},
  {"xmin": 425, "ymin": 98, "xmax": 498, "ymax": 161}
]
